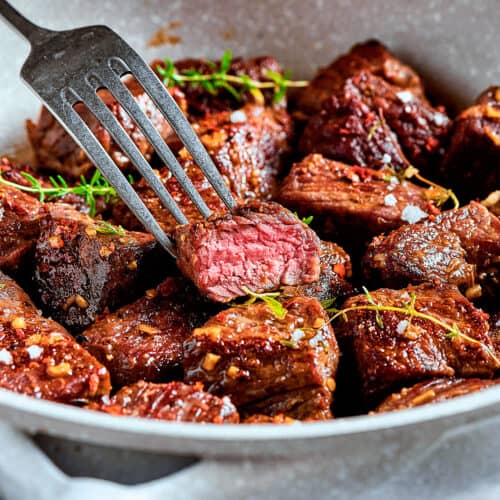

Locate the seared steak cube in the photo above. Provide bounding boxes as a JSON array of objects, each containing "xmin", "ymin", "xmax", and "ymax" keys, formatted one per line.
[
  {"xmin": 363, "ymin": 202, "xmax": 500, "ymax": 299},
  {"xmin": 0, "ymin": 184, "xmax": 47, "ymax": 274},
  {"xmin": 294, "ymin": 40, "xmax": 426, "ymax": 116},
  {"xmin": 93, "ymin": 381, "xmax": 239, "ymax": 423},
  {"xmin": 183, "ymin": 296, "xmax": 339, "ymax": 411},
  {"xmin": 299, "ymin": 82, "xmax": 411, "ymax": 172},
  {"xmin": 440, "ymin": 103, "xmax": 500, "ymax": 200},
  {"xmin": 35, "ymin": 204, "xmax": 167, "ymax": 332},
  {"xmin": 26, "ymin": 79, "xmax": 184, "ymax": 179},
  {"xmin": 279, "ymin": 154, "xmax": 439, "ymax": 250},
  {"xmin": 0, "ymin": 271, "xmax": 110, "ymax": 403},
  {"xmin": 375, "ymin": 377, "xmax": 499, "ymax": 413},
  {"xmin": 475, "ymin": 86, "xmax": 500, "ymax": 107},
  {"xmin": 154, "ymin": 55, "xmax": 285, "ymax": 117},
  {"xmin": 335, "ymin": 283, "xmax": 498, "ymax": 402},
  {"xmin": 281, "ymin": 240, "xmax": 353, "ymax": 302},
  {"xmin": 243, "ymin": 414, "xmax": 297, "ymax": 424},
  {"xmin": 174, "ymin": 201, "xmax": 321, "ymax": 302},
  {"xmin": 241, "ymin": 386, "xmax": 333, "ymax": 421},
  {"xmin": 112, "ymin": 105, "xmax": 292, "ymax": 233},
  {"xmin": 300, "ymin": 72, "xmax": 451, "ymax": 172},
  {"xmin": 80, "ymin": 277, "xmax": 214, "ymax": 386}
]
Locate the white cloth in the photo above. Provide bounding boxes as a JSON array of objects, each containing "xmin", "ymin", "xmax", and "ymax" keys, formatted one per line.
[{"xmin": 0, "ymin": 414, "xmax": 500, "ymax": 500}]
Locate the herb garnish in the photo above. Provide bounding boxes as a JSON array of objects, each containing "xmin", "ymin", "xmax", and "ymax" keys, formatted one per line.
[
  {"xmin": 241, "ymin": 287, "xmax": 288, "ymax": 319},
  {"xmin": 157, "ymin": 50, "xmax": 309, "ymax": 104},
  {"xmin": 0, "ymin": 170, "xmax": 118, "ymax": 217},
  {"xmin": 323, "ymin": 288, "xmax": 500, "ymax": 366},
  {"xmin": 279, "ymin": 339, "xmax": 298, "ymax": 349},
  {"xmin": 293, "ymin": 212, "xmax": 314, "ymax": 225},
  {"xmin": 94, "ymin": 220, "xmax": 126, "ymax": 236},
  {"xmin": 0, "ymin": 283, "xmax": 5, "ymax": 289}
]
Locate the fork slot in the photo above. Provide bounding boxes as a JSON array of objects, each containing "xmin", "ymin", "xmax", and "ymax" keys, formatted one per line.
[
  {"xmin": 96, "ymin": 67, "xmax": 213, "ymax": 219},
  {"xmin": 73, "ymin": 80, "xmax": 188, "ymax": 226},
  {"xmin": 51, "ymin": 88, "xmax": 177, "ymax": 257},
  {"xmin": 121, "ymin": 55, "xmax": 237, "ymax": 211}
]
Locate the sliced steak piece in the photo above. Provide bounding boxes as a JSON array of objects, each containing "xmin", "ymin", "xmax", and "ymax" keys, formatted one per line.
[
  {"xmin": 363, "ymin": 202, "xmax": 500, "ymax": 299},
  {"xmin": 440, "ymin": 104, "xmax": 500, "ymax": 200},
  {"xmin": 92, "ymin": 381, "xmax": 239, "ymax": 423},
  {"xmin": 26, "ymin": 80, "xmax": 185, "ymax": 179},
  {"xmin": 300, "ymin": 72, "xmax": 451, "ymax": 171},
  {"xmin": 0, "ymin": 184, "xmax": 47, "ymax": 274},
  {"xmin": 112, "ymin": 105, "xmax": 292, "ymax": 233},
  {"xmin": 183, "ymin": 296, "xmax": 338, "ymax": 410},
  {"xmin": 294, "ymin": 40, "xmax": 426, "ymax": 117},
  {"xmin": 279, "ymin": 154, "xmax": 439, "ymax": 251},
  {"xmin": 281, "ymin": 240, "xmax": 353, "ymax": 302},
  {"xmin": 241, "ymin": 386, "xmax": 333, "ymax": 421},
  {"xmin": 174, "ymin": 201, "xmax": 321, "ymax": 302},
  {"xmin": 335, "ymin": 283, "xmax": 498, "ymax": 402},
  {"xmin": 154, "ymin": 55, "xmax": 285, "ymax": 117},
  {"xmin": 243, "ymin": 414, "xmax": 297, "ymax": 424},
  {"xmin": 374, "ymin": 377, "xmax": 499, "ymax": 413},
  {"xmin": 80, "ymin": 277, "xmax": 215, "ymax": 387},
  {"xmin": 34, "ymin": 204, "xmax": 167, "ymax": 332},
  {"xmin": 0, "ymin": 271, "xmax": 110, "ymax": 403}
]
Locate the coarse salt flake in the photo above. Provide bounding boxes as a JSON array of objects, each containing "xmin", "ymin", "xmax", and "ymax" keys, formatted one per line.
[
  {"xmin": 384, "ymin": 194, "xmax": 398, "ymax": 206},
  {"xmin": 230, "ymin": 110, "xmax": 247, "ymax": 123},
  {"xmin": 26, "ymin": 345, "xmax": 43, "ymax": 360},
  {"xmin": 397, "ymin": 90, "xmax": 414, "ymax": 103},
  {"xmin": 0, "ymin": 349, "xmax": 13, "ymax": 365},
  {"xmin": 382, "ymin": 153, "xmax": 392, "ymax": 164},
  {"xmin": 396, "ymin": 320, "xmax": 409, "ymax": 334},
  {"xmin": 401, "ymin": 205, "xmax": 428, "ymax": 223},
  {"xmin": 292, "ymin": 329, "xmax": 305, "ymax": 342}
]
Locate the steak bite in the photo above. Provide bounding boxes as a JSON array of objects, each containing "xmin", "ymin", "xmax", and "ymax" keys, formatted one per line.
[
  {"xmin": 279, "ymin": 154, "xmax": 439, "ymax": 250},
  {"xmin": 112, "ymin": 105, "xmax": 293, "ymax": 233},
  {"xmin": 93, "ymin": 381, "xmax": 239, "ymax": 423},
  {"xmin": 300, "ymin": 72, "xmax": 451, "ymax": 172},
  {"xmin": 363, "ymin": 202, "xmax": 500, "ymax": 299},
  {"xmin": 475, "ymin": 86, "xmax": 500, "ymax": 107},
  {"xmin": 241, "ymin": 386, "xmax": 333, "ymax": 421},
  {"xmin": 281, "ymin": 240, "xmax": 353, "ymax": 302},
  {"xmin": 26, "ymin": 79, "xmax": 184, "ymax": 179},
  {"xmin": 294, "ymin": 40, "xmax": 426, "ymax": 117},
  {"xmin": 440, "ymin": 103, "xmax": 500, "ymax": 200},
  {"xmin": 34, "ymin": 204, "xmax": 167, "ymax": 332},
  {"xmin": 80, "ymin": 277, "xmax": 214, "ymax": 386},
  {"xmin": 335, "ymin": 283, "xmax": 498, "ymax": 402},
  {"xmin": 174, "ymin": 201, "xmax": 321, "ymax": 303},
  {"xmin": 0, "ymin": 184, "xmax": 47, "ymax": 274},
  {"xmin": 374, "ymin": 377, "xmax": 499, "ymax": 413},
  {"xmin": 183, "ymin": 296, "xmax": 339, "ymax": 419},
  {"xmin": 154, "ymin": 55, "xmax": 285, "ymax": 117},
  {"xmin": 0, "ymin": 271, "xmax": 110, "ymax": 403}
]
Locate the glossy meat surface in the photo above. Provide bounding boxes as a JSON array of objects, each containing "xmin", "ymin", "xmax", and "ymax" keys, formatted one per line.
[
  {"xmin": 35, "ymin": 204, "xmax": 166, "ymax": 332},
  {"xmin": 375, "ymin": 377, "xmax": 499, "ymax": 413},
  {"xmin": 174, "ymin": 201, "xmax": 321, "ymax": 302},
  {"xmin": 335, "ymin": 283, "xmax": 498, "ymax": 401},
  {"xmin": 279, "ymin": 154, "xmax": 439, "ymax": 250},
  {"xmin": 363, "ymin": 202, "xmax": 500, "ymax": 298},
  {"xmin": 0, "ymin": 271, "xmax": 110, "ymax": 402},
  {"xmin": 93, "ymin": 381, "xmax": 239, "ymax": 423},
  {"xmin": 294, "ymin": 40, "xmax": 426, "ymax": 116},
  {"xmin": 184, "ymin": 296, "xmax": 338, "ymax": 410},
  {"xmin": 80, "ymin": 277, "xmax": 214, "ymax": 386}
]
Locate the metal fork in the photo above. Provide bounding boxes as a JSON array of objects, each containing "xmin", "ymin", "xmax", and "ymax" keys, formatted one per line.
[{"xmin": 0, "ymin": 0, "xmax": 236, "ymax": 257}]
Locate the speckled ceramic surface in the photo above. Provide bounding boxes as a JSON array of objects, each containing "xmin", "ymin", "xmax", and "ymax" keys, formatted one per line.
[{"xmin": 0, "ymin": 0, "xmax": 499, "ymax": 462}]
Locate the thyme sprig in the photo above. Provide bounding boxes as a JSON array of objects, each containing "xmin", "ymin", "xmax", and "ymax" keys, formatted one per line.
[
  {"xmin": 240, "ymin": 287, "xmax": 288, "ymax": 319},
  {"xmin": 401, "ymin": 166, "xmax": 460, "ymax": 209},
  {"xmin": 0, "ymin": 170, "xmax": 118, "ymax": 217},
  {"xmin": 94, "ymin": 220, "xmax": 126, "ymax": 236},
  {"xmin": 324, "ymin": 288, "xmax": 500, "ymax": 366},
  {"xmin": 157, "ymin": 49, "xmax": 309, "ymax": 104}
]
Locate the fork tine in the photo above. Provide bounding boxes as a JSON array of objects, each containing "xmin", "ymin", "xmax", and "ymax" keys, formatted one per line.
[
  {"xmin": 124, "ymin": 55, "xmax": 237, "ymax": 211},
  {"xmin": 46, "ymin": 90, "xmax": 176, "ymax": 257},
  {"xmin": 99, "ymin": 67, "xmax": 213, "ymax": 219},
  {"xmin": 72, "ymin": 81, "xmax": 188, "ymax": 226}
]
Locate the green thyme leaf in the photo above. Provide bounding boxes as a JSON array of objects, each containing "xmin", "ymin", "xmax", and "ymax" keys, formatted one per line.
[
  {"xmin": 241, "ymin": 287, "xmax": 287, "ymax": 320},
  {"xmin": 94, "ymin": 220, "xmax": 126, "ymax": 236},
  {"xmin": 280, "ymin": 339, "xmax": 298, "ymax": 349}
]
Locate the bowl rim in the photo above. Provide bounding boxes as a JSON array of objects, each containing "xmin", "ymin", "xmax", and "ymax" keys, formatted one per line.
[{"xmin": 1, "ymin": 383, "xmax": 500, "ymax": 442}]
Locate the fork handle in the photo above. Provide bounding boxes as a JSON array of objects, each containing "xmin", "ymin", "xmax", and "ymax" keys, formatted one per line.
[{"xmin": 0, "ymin": 0, "xmax": 50, "ymax": 44}]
